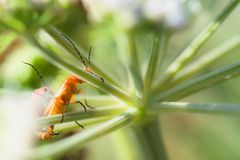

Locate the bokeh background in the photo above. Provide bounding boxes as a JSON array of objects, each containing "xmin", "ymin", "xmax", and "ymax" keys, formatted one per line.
[{"xmin": 0, "ymin": 0, "xmax": 240, "ymax": 159}]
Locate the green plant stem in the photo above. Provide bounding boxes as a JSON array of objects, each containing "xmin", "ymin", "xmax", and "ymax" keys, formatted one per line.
[
  {"xmin": 153, "ymin": 0, "xmax": 239, "ymax": 93},
  {"xmin": 150, "ymin": 102, "xmax": 240, "ymax": 115},
  {"xmin": 138, "ymin": 119, "xmax": 168, "ymax": 160},
  {"xmin": 36, "ymin": 105, "xmax": 127, "ymax": 126},
  {"xmin": 155, "ymin": 61, "xmax": 240, "ymax": 101},
  {"xmin": 127, "ymin": 31, "xmax": 144, "ymax": 94},
  {"xmin": 44, "ymin": 26, "xmax": 124, "ymax": 90},
  {"xmin": 28, "ymin": 108, "xmax": 138, "ymax": 160},
  {"xmin": 174, "ymin": 36, "xmax": 240, "ymax": 85},
  {"xmin": 144, "ymin": 29, "xmax": 169, "ymax": 93},
  {"xmin": 29, "ymin": 37, "xmax": 133, "ymax": 103},
  {"xmin": 54, "ymin": 117, "xmax": 111, "ymax": 132}
]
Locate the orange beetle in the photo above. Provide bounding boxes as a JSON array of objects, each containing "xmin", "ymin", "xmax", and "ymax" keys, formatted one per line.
[{"xmin": 37, "ymin": 74, "xmax": 88, "ymax": 140}]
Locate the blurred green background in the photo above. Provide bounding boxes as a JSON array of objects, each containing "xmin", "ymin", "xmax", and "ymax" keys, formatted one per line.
[{"xmin": 0, "ymin": 0, "xmax": 240, "ymax": 160}]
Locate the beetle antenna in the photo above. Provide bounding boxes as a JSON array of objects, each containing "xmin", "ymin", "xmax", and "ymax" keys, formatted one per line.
[
  {"xmin": 22, "ymin": 61, "xmax": 46, "ymax": 85},
  {"xmin": 60, "ymin": 33, "xmax": 88, "ymax": 68},
  {"xmin": 88, "ymin": 46, "xmax": 92, "ymax": 66}
]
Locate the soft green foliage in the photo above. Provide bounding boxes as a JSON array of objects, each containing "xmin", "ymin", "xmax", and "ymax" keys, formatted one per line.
[{"xmin": 0, "ymin": 0, "xmax": 239, "ymax": 160}]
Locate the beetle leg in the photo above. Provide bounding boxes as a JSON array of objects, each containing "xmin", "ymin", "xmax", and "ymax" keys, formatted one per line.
[
  {"xmin": 74, "ymin": 121, "xmax": 84, "ymax": 129},
  {"xmin": 74, "ymin": 100, "xmax": 87, "ymax": 112},
  {"xmin": 81, "ymin": 90, "xmax": 94, "ymax": 109},
  {"xmin": 84, "ymin": 98, "xmax": 94, "ymax": 109}
]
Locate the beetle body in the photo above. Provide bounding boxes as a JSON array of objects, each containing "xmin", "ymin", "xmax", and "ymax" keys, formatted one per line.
[{"xmin": 37, "ymin": 75, "xmax": 85, "ymax": 140}]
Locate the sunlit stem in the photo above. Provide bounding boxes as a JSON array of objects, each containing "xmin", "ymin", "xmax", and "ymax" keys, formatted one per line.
[
  {"xmin": 153, "ymin": 0, "xmax": 239, "ymax": 93},
  {"xmin": 126, "ymin": 31, "xmax": 144, "ymax": 94},
  {"xmin": 159, "ymin": 36, "xmax": 240, "ymax": 91},
  {"xmin": 173, "ymin": 36, "xmax": 240, "ymax": 85},
  {"xmin": 36, "ymin": 105, "xmax": 127, "ymax": 126},
  {"xmin": 150, "ymin": 102, "xmax": 240, "ymax": 115},
  {"xmin": 54, "ymin": 117, "xmax": 111, "ymax": 133},
  {"xmin": 75, "ymin": 95, "xmax": 120, "ymax": 107},
  {"xmin": 155, "ymin": 61, "xmax": 240, "ymax": 101},
  {"xmin": 144, "ymin": 29, "xmax": 169, "ymax": 94}
]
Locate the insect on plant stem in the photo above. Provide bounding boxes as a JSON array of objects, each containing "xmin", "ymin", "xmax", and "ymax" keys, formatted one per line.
[{"xmin": 26, "ymin": 34, "xmax": 104, "ymax": 140}]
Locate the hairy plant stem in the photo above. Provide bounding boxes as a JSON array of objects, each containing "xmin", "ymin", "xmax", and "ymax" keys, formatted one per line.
[
  {"xmin": 153, "ymin": 0, "xmax": 239, "ymax": 93},
  {"xmin": 44, "ymin": 26, "xmax": 124, "ymax": 90}
]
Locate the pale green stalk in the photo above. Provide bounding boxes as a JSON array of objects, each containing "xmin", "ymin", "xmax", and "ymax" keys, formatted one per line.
[
  {"xmin": 153, "ymin": 0, "xmax": 239, "ymax": 92},
  {"xmin": 144, "ymin": 29, "xmax": 169, "ymax": 93},
  {"xmin": 28, "ymin": 108, "xmax": 138, "ymax": 160},
  {"xmin": 174, "ymin": 36, "xmax": 240, "ymax": 84},
  {"xmin": 36, "ymin": 105, "xmax": 126, "ymax": 126},
  {"xmin": 155, "ymin": 61, "xmax": 240, "ymax": 101},
  {"xmin": 127, "ymin": 31, "xmax": 144, "ymax": 94},
  {"xmin": 150, "ymin": 102, "xmax": 240, "ymax": 115},
  {"xmin": 54, "ymin": 117, "xmax": 111, "ymax": 132},
  {"xmin": 75, "ymin": 95, "xmax": 120, "ymax": 107}
]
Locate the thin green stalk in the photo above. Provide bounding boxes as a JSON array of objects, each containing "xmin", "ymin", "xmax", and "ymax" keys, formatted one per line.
[
  {"xmin": 54, "ymin": 117, "xmax": 111, "ymax": 132},
  {"xmin": 142, "ymin": 30, "xmax": 169, "ymax": 160},
  {"xmin": 29, "ymin": 37, "xmax": 133, "ymax": 103},
  {"xmin": 155, "ymin": 61, "xmax": 240, "ymax": 101},
  {"xmin": 127, "ymin": 31, "xmax": 144, "ymax": 94},
  {"xmin": 174, "ymin": 36, "xmax": 240, "ymax": 84},
  {"xmin": 27, "ymin": 108, "xmax": 138, "ymax": 160},
  {"xmin": 153, "ymin": 0, "xmax": 239, "ymax": 92},
  {"xmin": 144, "ymin": 29, "xmax": 168, "ymax": 93},
  {"xmin": 150, "ymin": 102, "xmax": 240, "ymax": 115},
  {"xmin": 36, "ymin": 105, "xmax": 127, "ymax": 126},
  {"xmin": 75, "ymin": 95, "xmax": 120, "ymax": 107},
  {"xmin": 44, "ymin": 26, "xmax": 124, "ymax": 90}
]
